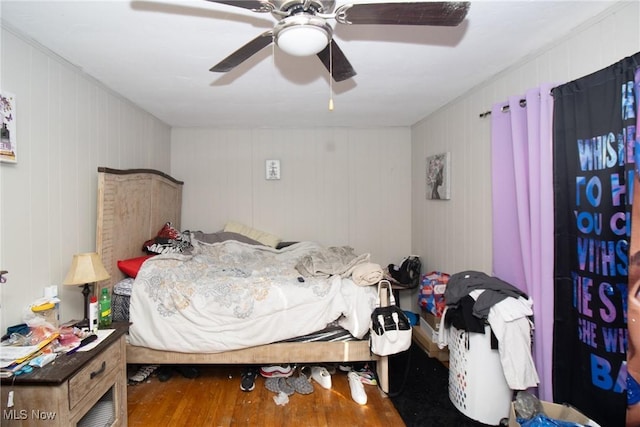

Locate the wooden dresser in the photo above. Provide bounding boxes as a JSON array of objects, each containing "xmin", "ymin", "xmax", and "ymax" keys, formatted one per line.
[{"xmin": 1, "ymin": 323, "xmax": 128, "ymax": 426}]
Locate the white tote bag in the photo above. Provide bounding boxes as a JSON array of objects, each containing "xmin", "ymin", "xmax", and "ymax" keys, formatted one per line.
[{"xmin": 369, "ymin": 280, "xmax": 412, "ymax": 356}]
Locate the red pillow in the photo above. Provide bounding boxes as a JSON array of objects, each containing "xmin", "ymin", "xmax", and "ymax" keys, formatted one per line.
[{"xmin": 117, "ymin": 255, "xmax": 155, "ymax": 278}]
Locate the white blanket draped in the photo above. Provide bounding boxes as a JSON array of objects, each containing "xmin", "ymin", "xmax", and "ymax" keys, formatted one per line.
[{"xmin": 129, "ymin": 240, "xmax": 377, "ymax": 353}]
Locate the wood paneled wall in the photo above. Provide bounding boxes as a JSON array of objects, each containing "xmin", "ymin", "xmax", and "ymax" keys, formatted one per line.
[
  {"xmin": 1, "ymin": 1, "xmax": 637, "ymax": 331},
  {"xmin": 170, "ymin": 127, "xmax": 412, "ymax": 270},
  {"xmin": 0, "ymin": 26, "xmax": 172, "ymax": 330},
  {"xmin": 410, "ymin": 1, "xmax": 640, "ymax": 304}
]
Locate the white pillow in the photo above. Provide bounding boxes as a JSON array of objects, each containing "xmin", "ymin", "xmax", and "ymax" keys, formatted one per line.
[{"xmin": 223, "ymin": 221, "xmax": 281, "ymax": 248}]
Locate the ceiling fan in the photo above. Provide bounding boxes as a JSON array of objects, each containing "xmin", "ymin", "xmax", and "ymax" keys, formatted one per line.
[{"xmin": 207, "ymin": 1, "xmax": 470, "ymax": 82}]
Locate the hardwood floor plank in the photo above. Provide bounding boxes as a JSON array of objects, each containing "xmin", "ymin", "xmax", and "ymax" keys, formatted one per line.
[{"xmin": 127, "ymin": 365, "xmax": 405, "ymax": 426}]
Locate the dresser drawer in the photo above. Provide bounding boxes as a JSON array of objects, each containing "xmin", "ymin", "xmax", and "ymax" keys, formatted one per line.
[{"xmin": 68, "ymin": 339, "xmax": 121, "ymax": 410}]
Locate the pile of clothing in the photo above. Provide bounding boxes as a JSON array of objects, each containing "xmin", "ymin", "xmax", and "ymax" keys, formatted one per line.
[{"xmin": 437, "ymin": 270, "xmax": 539, "ymax": 390}]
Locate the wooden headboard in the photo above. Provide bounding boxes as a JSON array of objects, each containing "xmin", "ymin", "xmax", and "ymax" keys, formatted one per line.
[{"xmin": 95, "ymin": 167, "xmax": 183, "ymax": 293}]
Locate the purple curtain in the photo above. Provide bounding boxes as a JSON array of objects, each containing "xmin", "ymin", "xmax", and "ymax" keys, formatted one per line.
[{"xmin": 491, "ymin": 83, "xmax": 556, "ymax": 401}]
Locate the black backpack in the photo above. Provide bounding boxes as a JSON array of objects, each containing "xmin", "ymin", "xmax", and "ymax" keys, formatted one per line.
[{"xmin": 388, "ymin": 256, "xmax": 421, "ymax": 288}]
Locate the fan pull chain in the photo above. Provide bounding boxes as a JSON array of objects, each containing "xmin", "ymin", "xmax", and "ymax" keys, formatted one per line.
[{"xmin": 329, "ymin": 42, "xmax": 334, "ymax": 111}]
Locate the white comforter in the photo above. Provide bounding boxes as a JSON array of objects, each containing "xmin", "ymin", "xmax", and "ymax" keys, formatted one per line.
[{"xmin": 128, "ymin": 240, "xmax": 377, "ymax": 353}]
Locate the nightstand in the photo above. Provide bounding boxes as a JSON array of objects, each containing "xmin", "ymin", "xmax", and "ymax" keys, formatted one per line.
[{"xmin": 0, "ymin": 322, "xmax": 128, "ymax": 426}]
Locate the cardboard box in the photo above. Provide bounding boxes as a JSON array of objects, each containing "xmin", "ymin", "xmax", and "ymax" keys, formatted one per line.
[
  {"xmin": 420, "ymin": 309, "xmax": 442, "ymax": 331},
  {"xmin": 508, "ymin": 401, "xmax": 600, "ymax": 427}
]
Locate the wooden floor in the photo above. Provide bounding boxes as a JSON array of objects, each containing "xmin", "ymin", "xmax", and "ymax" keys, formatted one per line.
[{"xmin": 127, "ymin": 365, "xmax": 405, "ymax": 426}]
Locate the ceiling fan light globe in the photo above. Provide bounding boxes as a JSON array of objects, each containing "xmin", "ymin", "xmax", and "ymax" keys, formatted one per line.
[
  {"xmin": 277, "ymin": 26, "xmax": 329, "ymax": 56},
  {"xmin": 274, "ymin": 14, "xmax": 332, "ymax": 57}
]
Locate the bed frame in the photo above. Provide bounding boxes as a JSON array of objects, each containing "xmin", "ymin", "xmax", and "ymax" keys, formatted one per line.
[{"xmin": 95, "ymin": 167, "xmax": 389, "ymax": 392}]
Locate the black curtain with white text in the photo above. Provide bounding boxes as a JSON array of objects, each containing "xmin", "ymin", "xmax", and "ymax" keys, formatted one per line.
[{"xmin": 553, "ymin": 53, "xmax": 639, "ymax": 427}]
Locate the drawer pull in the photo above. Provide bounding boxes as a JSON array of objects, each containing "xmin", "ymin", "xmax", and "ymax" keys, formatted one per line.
[{"xmin": 90, "ymin": 361, "xmax": 106, "ymax": 379}]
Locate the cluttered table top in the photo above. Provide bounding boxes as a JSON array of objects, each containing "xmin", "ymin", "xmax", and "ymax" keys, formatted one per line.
[{"xmin": 1, "ymin": 322, "xmax": 128, "ymax": 384}]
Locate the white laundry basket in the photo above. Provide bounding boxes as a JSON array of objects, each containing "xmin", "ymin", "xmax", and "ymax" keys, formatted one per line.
[{"xmin": 448, "ymin": 324, "xmax": 512, "ymax": 425}]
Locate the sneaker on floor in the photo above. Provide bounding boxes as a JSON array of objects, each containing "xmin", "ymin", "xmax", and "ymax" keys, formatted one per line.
[
  {"xmin": 156, "ymin": 366, "xmax": 174, "ymax": 382},
  {"xmin": 322, "ymin": 363, "xmax": 337, "ymax": 375},
  {"xmin": 310, "ymin": 366, "xmax": 332, "ymax": 389},
  {"xmin": 354, "ymin": 367, "xmax": 377, "ymax": 386},
  {"xmin": 241, "ymin": 368, "xmax": 258, "ymax": 392},
  {"xmin": 260, "ymin": 365, "xmax": 293, "ymax": 378},
  {"xmin": 176, "ymin": 366, "xmax": 200, "ymax": 379},
  {"xmin": 129, "ymin": 364, "xmax": 159, "ymax": 384},
  {"xmin": 348, "ymin": 371, "xmax": 367, "ymax": 405}
]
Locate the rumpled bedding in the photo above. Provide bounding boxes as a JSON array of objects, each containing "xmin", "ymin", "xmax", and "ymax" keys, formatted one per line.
[
  {"xmin": 128, "ymin": 240, "xmax": 378, "ymax": 353},
  {"xmin": 295, "ymin": 246, "xmax": 370, "ymax": 277}
]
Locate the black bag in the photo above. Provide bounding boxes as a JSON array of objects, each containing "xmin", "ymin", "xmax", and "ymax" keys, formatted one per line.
[
  {"xmin": 370, "ymin": 280, "xmax": 412, "ymax": 356},
  {"xmin": 388, "ymin": 255, "xmax": 421, "ymax": 288}
]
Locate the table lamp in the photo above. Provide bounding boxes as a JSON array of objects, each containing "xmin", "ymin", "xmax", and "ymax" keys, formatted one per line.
[{"xmin": 63, "ymin": 252, "xmax": 110, "ymax": 328}]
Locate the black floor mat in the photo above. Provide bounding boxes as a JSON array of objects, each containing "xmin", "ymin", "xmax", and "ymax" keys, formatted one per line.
[{"xmin": 388, "ymin": 343, "xmax": 502, "ymax": 427}]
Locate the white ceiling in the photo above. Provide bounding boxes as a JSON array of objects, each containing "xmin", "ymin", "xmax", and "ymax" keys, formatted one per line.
[{"xmin": 0, "ymin": 0, "xmax": 620, "ymax": 128}]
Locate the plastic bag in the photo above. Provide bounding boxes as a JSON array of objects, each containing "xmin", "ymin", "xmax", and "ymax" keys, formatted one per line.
[
  {"xmin": 514, "ymin": 390, "xmax": 544, "ymax": 420},
  {"xmin": 418, "ymin": 271, "xmax": 450, "ymax": 316},
  {"xmin": 519, "ymin": 414, "xmax": 586, "ymax": 427},
  {"xmin": 514, "ymin": 391, "xmax": 585, "ymax": 427}
]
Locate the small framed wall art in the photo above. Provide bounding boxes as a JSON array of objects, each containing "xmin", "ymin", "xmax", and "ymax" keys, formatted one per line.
[
  {"xmin": 0, "ymin": 92, "xmax": 17, "ymax": 164},
  {"xmin": 266, "ymin": 159, "xmax": 281, "ymax": 180},
  {"xmin": 426, "ymin": 152, "xmax": 450, "ymax": 200}
]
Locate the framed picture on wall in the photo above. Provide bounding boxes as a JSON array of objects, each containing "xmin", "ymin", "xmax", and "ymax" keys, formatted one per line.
[
  {"xmin": 265, "ymin": 159, "xmax": 281, "ymax": 180},
  {"xmin": 0, "ymin": 92, "xmax": 17, "ymax": 164},
  {"xmin": 426, "ymin": 152, "xmax": 450, "ymax": 200}
]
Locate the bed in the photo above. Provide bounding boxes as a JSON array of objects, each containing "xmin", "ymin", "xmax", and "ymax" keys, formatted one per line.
[{"xmin": 95, "ymin": 167, "xmax": 389, "ymax": 392}]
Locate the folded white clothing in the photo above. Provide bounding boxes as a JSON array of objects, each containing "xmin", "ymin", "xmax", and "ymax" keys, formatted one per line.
[{"xmin": 352, "ymin": 262, "xmax": 384, "ymax": 286}]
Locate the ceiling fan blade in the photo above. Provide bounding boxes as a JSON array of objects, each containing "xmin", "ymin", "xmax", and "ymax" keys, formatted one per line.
[
  {"xmin": 204, "ymin": 0, "xmax": 275, "ymax": 13},
  {"xmin": 316, "ymin": 39, "xmax": 356, "ymax": 82},
  {"xmin": 210, "ymin": 31, "xmax": 274, "ymax": 72},
  {"xmin": 335, "ymin": 2, "xmax": 470, "ymax": 26}
]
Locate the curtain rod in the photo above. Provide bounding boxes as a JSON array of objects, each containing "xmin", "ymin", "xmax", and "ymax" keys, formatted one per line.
[{"xmin": 479, "ymin": 98, "xmax": 528, "ymax": 118}]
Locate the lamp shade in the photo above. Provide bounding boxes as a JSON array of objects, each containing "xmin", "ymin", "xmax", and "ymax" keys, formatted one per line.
[{"xmin": 63, "ymin": 252, "xmax": 110, "ymax": 285}]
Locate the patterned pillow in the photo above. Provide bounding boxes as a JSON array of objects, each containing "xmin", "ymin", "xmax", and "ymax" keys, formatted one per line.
[{"xmin": 143, "ymin": 222, "xmax": 192, "ymax": 254}]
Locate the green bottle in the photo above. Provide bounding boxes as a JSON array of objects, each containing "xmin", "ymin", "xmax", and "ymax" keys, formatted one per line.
[{"xmin": 99, "ymin": 287, "xmax": 112, "ymax": 328}]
